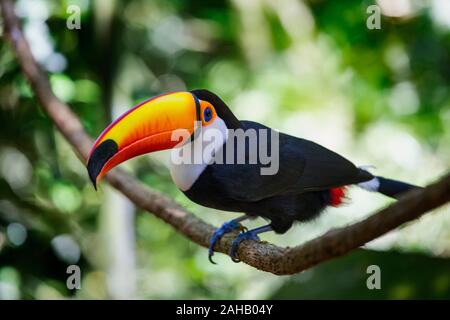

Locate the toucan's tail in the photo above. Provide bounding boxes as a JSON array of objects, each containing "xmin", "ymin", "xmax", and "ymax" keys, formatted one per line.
[{"xmin": 357, "ymin": 175, "xmax": 423, "ymax": 199}]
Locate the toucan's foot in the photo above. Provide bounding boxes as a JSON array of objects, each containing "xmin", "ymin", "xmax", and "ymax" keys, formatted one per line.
[
  {"xmin": 209, "ymin": 220, "xmax": 247, "ymax": 264},
  {"xmin": 229, "ymin": 231, "xmax": 261, "ymax": 262}
]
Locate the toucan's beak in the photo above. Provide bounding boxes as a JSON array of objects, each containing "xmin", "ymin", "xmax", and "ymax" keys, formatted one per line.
[{"xmin": 87, "ymin": 91, "xmax": 199, "ymax": 189}]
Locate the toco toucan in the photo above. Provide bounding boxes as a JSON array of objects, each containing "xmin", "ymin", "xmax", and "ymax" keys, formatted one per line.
[{"xmin": 87, "ymin": 90, "xmax": 422, "ymax": 263}]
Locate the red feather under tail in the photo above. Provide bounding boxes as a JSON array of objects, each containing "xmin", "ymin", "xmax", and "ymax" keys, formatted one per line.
[{"xmin": 329, "ymin": 187, "xmax": 348, "ymax": 207}]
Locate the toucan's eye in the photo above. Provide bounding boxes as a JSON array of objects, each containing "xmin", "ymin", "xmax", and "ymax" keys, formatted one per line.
[{"xmin": 203, "ymin": 107, "xmax": 213, "ymax": 122}]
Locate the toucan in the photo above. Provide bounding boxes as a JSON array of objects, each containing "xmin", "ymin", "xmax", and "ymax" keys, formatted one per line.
[{"xmin": 87, "ymin": 90, "xmax": 421, "ymax": 263}]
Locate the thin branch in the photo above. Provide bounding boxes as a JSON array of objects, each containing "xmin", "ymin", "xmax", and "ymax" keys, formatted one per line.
[{"xmin": 1, "ymin": 0, "xmax": 449, "ymax": 275}]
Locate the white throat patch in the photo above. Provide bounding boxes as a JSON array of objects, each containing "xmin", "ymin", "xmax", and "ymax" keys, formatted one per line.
[{"xmin": 169, "ymin": 117, "xmax": 228, "ymax": 191}]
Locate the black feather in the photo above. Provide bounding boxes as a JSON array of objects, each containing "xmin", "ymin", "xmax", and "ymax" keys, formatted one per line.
[
  {"xmin": 191, "ymin": 89, "xmax": 242, "ymax": 130},
  {"xmin": 183, "ymin": 119, "xmax": 372, "ymax": 233},
  {"xmin": 377, "ymin": 176, "xmax": 422, "ymax": 199}
]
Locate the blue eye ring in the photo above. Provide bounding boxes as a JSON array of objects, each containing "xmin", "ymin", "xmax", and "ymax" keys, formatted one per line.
[{"xmin": 203, "ymin": 107, "xmax": 213, "ymax": 122}]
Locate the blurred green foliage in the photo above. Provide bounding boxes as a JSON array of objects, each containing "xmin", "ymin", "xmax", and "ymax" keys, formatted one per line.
[
  {"xmin": 0, "ymin": 0, "xmax": 449, "ymax": 299},
  {"xmin": 272, "ymin": 249, "xmax": 450, "ymax": 299}
]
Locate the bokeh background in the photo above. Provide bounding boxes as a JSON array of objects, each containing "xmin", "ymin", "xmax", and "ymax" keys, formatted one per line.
[{"xmin": 0, "ymin": 0, "xmax": 449, "ymax": 299}]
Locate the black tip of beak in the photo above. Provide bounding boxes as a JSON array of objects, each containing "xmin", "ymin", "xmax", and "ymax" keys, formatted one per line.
[{"xmin": 86, "ymin": 139, "xmax": 118, "ymax": 190}]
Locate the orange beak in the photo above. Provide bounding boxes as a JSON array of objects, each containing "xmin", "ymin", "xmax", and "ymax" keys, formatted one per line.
[{"xmin": 87, "ymin": 91, "xmax": 200, "ymax": 189}]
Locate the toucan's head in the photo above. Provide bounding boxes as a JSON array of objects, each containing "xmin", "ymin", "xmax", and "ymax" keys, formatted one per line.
[{"xmin": 86, "ymin": 89, "xmax": 240, "ymax": 189}]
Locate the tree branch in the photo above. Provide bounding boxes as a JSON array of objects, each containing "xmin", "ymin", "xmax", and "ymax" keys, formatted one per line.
[{"xmin": 1, "ymin": 0, "xmax": 449, "ymax": 275}]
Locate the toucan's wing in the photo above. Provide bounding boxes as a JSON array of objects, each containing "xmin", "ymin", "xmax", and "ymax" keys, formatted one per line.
[
  {"xmin": 289, "ymin": 135, "xmax": 372, "ymax": 191},
  {"xmin": 210, "ymin": 121, "xmax": 372, "ymax": 202}
]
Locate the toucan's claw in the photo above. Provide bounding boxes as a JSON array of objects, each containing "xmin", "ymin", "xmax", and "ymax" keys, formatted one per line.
[
  {"xmin": 230, "ymin": 231, "xmax": 261, "ymax": 263},
  {"xmin": 208, "ymin": 219, "xmax": 245, "ymax": 264},
  {"xmin": 208, "ymin": 252, "xmax": 217, "ymax": 265}
]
